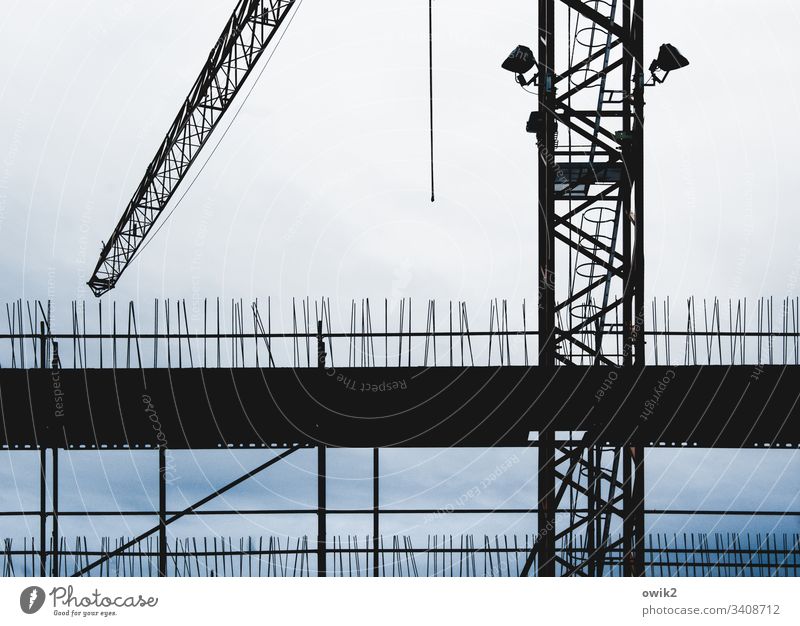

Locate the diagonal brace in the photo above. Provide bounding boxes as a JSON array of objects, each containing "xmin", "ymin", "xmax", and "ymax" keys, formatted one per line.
[{"xmin": 72, "ymin": 446, "xmax": 300, "ymax": 577}]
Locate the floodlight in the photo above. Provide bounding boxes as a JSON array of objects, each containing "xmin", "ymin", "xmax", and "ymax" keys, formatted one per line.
[
  {"xmin": 502, "ymin": 45, "xmax": 536, "ymax": 74},
  {"xmin": 502, "ymin": 45, "xmax": 537, "ymax": 85},
  {"xmin": 648, "ymin": 43, "xmax": 689, "ymax": 84}
]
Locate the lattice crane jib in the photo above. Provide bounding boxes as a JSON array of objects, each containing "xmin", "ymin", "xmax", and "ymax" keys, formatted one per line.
[{"xmin": 87, "ymin": 0, "xmax": 297, "ymax": 296}]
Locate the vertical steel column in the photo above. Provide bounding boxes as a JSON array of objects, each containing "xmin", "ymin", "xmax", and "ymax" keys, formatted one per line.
[
  {"xmin": 373, "ymin": 448, "xmax": 380, "ymax": 577},
  {"xmin": 622, "ymin": 0, "xmax": 634, "ymax": 369},
  {"xmin": 632, "ymin": 446, "xmax": 645, "ymax": 574},
  {"xmin": 623, "ymin": 445, "xmax": 633, "ymax": 574},
  {"xmin": 316, "ymin": 320, "xmax": 327, "ymax": 577},
  {"xmin": 537, "ymin": 6, "xmax": 556, "ymax": 363},
  {"xmin": 623, "ymin": 445, "xmax": 645, "ymax": 575},
  {"xmin": 586, "ymin": 446, "xmax": 600, "ymax": 576},
  {"xmin": 317, "ymin": 445, "xmax": 327, "ymax": 577},
  {"xmin": 537, "ymin": 430, "xmax": 556, "ymax": 576},
  {"xmin": 624, "ymin": 0, "xmax": 646, "ymax": 577},
  {"xmin": 39, "ymin": 450, "xmax": 46, "ymax": 577},
  {"xmin": 158, "ymin": 446, "xmax": 167, "ymax": 576},
  {"xmin": 52, "ymin": 449, "xmax": 59, "ymax": 576},
  {"xmin": 621, "ymin": 1, "xmax": 644, "ymax": 359},
  {"xmin": 39, "ymin": 320, "xmax": 47, "ymax": 577},
  {"xmin": 620, "ymin": 0, "xmax": 636, "ymax": 579},
  {"xmin": 537, "ymin": 0, "xmax": 557, "ymax": 578},
  {"xmin": 634, "ymin": 5, "xmax": 646, "ymax": 571},
  {"xmin": 632, "ymin": 0, "xmax": 645, "ymax": 362}
]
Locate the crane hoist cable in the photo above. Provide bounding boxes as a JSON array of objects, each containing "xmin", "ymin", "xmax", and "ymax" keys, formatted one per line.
[{"xmin": 429, "ymin": 0, "xmax": 435, "ymax": 203}]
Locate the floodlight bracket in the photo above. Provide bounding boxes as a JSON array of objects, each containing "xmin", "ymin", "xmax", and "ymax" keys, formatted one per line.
[
  {"xmin": 516, "ymin": 72, "xmax": 539, "ymax": 87},
  {"xmin": 645, "ymin": 69, "xmax": 671, "ymax": 86}
]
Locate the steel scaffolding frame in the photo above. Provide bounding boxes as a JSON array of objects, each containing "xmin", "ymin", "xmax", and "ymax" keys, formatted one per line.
[{"xmin": 3, "ymin": 444, "xmax": 798, "ymax": 577}]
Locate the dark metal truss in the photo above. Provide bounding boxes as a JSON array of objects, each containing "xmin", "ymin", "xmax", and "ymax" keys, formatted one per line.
[
  {"xmin": 88, "ymin": 0, "xmax": 297, "ymax": 296},
  {"xmin": 533, "ymin": 0, "xmax": 646, "ymax": 577}
]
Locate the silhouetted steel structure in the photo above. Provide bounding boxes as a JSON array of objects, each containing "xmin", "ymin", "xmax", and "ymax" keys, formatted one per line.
[
  {"xmin": 2, "ymin": 0, "xmax": 796, "ymax": 579},
  {"xmin": 1, "ymin": 298, "xmax": 799, "ymax": 576},
  {"xmin": 524, "ymin": 0, "xmax": 648, "ymax": 578}
]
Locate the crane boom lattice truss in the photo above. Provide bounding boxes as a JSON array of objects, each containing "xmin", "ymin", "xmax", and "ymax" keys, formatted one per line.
[
  {"xmin": 529, "ymin": 0, "xmax": 645, "ymax": 577},
  {"xmin": 88, "ymin": 0, "xmax": 297, "ymax": 296}
]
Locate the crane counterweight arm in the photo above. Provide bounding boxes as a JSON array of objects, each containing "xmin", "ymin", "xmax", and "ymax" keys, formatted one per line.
[{"xmin": 87, "ymin": 0, "xmax": 297, "ymax": 296}]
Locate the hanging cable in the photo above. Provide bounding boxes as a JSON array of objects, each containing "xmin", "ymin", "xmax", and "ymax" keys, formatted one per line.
[{"xmin": 429, "ymin": 0, "xmax": 435, "ymax": 202}]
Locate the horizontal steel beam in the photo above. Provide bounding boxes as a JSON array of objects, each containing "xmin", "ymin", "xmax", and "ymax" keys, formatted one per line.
[{"xmin": 1, "ymin": 366, "xmax": 798, "ymax": 448}]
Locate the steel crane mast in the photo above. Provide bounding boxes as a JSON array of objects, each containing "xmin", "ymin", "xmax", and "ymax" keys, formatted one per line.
[
  {"xmin": 530, "ymin": 0, "xmax": 646, "ymax": 577},
  {"xmin": 88, "ymin": 0, "xmax": 297, "ymax": 296}
]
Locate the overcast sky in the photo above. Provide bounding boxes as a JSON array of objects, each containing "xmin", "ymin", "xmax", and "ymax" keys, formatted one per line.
[
  {"xmin": 0, "ymin": 0, "xmax": 798, "ymax": 568},
  {"xmin": 1, "ymin": 0, "xmax": 799, "ymax": 304}
]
